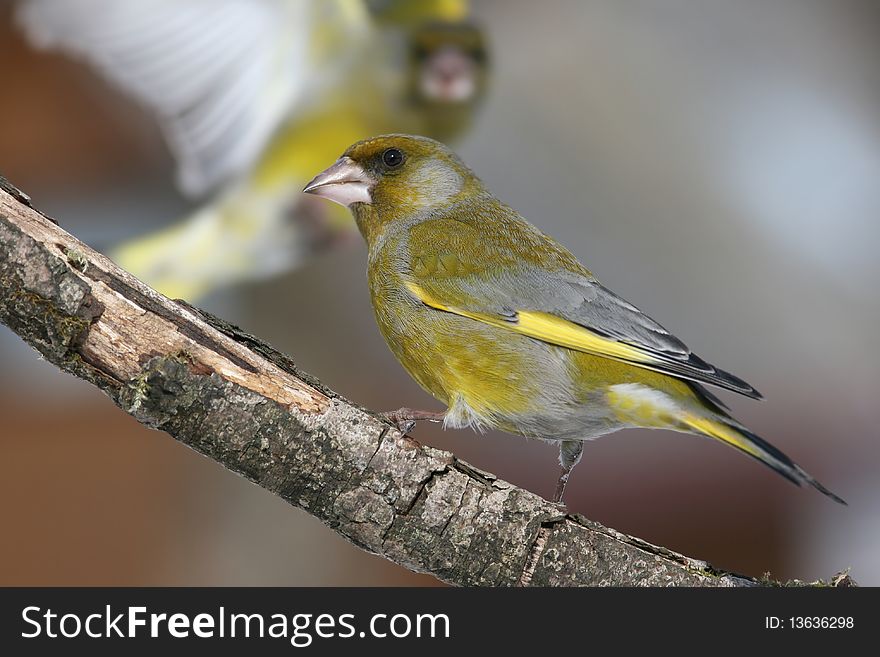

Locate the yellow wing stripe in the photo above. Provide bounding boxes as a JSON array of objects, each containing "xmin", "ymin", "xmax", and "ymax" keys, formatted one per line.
[
  {"xmin": 516, "ymin": 310, "xmax": 661, "ymax": 363},
  {"xmin": 405, "ymin": 281, "xmax": 661, "ymax": 365}
]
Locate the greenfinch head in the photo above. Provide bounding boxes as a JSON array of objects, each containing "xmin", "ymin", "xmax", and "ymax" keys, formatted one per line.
[
  {"xmin": 304, "ymin": 134, "xmax": 481, "ymax": 217},
  {"xmin": 409, "ymin": 21, "xmax": 489, "ymax": 105}
]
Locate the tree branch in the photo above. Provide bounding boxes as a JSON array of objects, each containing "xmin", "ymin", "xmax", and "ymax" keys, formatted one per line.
[{"xmin": 0, "ymin": 179, "xmax": 852, "ymax": 587}]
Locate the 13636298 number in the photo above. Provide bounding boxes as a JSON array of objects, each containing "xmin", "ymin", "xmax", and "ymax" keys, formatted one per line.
[{"xmin": 790, "ymin": 617, "xmax": 853, "ymax": 629}]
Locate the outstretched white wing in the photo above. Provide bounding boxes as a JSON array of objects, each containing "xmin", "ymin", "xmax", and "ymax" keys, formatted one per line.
[{"xmin": 17, "ymin": 0, "xmax": 368, "ymax": 196}]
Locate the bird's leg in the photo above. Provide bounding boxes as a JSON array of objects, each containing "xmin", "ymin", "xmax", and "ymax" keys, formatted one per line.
[
  {"xmin": 553, "ymin": 440, "xmax": 584, "ymax": 507},
  {"xmin": 381, "ymin": 408, "xmax": 445, "ymax": 435}
]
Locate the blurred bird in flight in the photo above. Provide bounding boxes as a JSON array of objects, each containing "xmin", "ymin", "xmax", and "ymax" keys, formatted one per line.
[{"xmin": 16, "ymin": 0, "xmax": 489, "ymax": 300}]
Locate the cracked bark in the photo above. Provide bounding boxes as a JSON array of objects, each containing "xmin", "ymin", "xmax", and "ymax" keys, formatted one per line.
[{"xmin": 0, "ymin": 179, "xmax": 854, "ymax": 587}]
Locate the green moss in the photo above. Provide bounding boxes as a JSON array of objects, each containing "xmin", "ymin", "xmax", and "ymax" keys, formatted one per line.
[
  {"xmin": 757, "ymin": 568, "xmax": 855, "ymax": 588},
  {"xmin": 63, "ymin": 246, "xmax": 89, "ymax": 273},
  {"xmin": 6, "ymin": 286, "xmax": 90, "ymax": 355},
  {"xmin": 126, "ymin": 370, "xmax": 151, "ymax": 413}
]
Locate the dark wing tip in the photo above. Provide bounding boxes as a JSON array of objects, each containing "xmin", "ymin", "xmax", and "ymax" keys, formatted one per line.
[
  {"xmin": 681, "ymin": 354, "xmax": 764, "ymax": 400},
  {"xmin": 716, "ymin": 366, "xmax": 763, "ymax": 400}
]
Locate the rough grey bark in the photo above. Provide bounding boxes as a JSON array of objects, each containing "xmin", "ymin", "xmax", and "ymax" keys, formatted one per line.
[{"xmin": 0, "ymin": 179, "xmax": 854, "ymax": 587}]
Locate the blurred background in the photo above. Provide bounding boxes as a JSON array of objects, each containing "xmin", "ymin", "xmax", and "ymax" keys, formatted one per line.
[{"xmin": 1, "ymin": 0, "xmax": 878, "ymax": 585}]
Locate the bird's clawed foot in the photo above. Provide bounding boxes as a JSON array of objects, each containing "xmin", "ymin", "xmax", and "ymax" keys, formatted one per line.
[
  {"xmin": 549, "ymin": 499, "xmax": 569, "ymax": 514},
  {"xmin": 380, "ymin": 408, "xmax": 445, "ymax": 435}
]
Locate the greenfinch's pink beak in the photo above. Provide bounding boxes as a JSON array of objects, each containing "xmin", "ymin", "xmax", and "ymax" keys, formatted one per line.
[{"xmin": 303, "ymin": 157, "xmax": 373, "ymax": 207}]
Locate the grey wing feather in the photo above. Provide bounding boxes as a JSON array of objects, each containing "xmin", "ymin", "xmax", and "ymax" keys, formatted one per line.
[
  {"xmin": 449, "ymin": 265, "xmax": 762, "ymax": 399},
  {"xmin": 552, "ymin": 273, "xmax": 762, "ymax": 399}
]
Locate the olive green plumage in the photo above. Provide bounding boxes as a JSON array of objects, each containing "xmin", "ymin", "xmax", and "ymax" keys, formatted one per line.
[{"xmin": 304, "ymin": 134, "xmax": 844, "ymax": 505}]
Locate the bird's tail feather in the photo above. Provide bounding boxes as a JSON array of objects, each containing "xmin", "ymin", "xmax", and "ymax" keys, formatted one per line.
[{"xmin": 681, "ymin": 413, "xmax": 846, "ymax": 505}]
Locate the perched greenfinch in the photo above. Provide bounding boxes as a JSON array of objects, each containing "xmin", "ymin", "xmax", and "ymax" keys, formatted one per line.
[
  {"xmin": 16, "ymin": 0, "xmax": 488, "ymax": 301},
  {"xmin": 304, "ymin": 134, "xmax": 845, "ymax": 506}
]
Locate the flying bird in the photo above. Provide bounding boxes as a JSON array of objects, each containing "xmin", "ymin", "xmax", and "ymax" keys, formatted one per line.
[{"xmin": 16, "ymin": 0, "xmax": 489, "ymax": 300}]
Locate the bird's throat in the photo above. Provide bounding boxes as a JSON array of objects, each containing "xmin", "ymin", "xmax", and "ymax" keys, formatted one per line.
[{"xmin": 351, "ymin": 203, "xmax": 388, "ymax": 248}]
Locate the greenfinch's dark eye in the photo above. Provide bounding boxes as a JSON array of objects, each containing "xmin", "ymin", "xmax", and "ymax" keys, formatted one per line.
[{"xmin": 382, "ymin": 148, "xmax": 404, "ymax": 168}]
